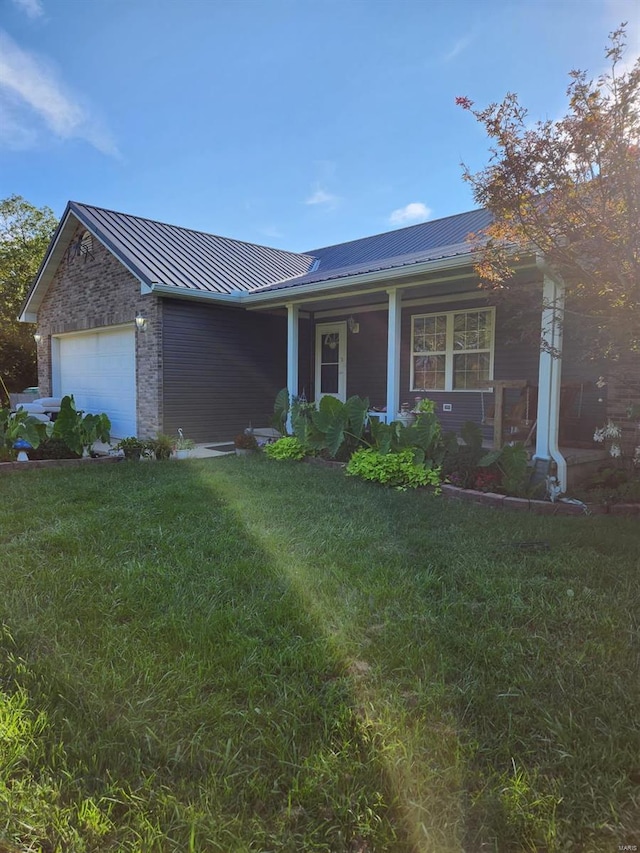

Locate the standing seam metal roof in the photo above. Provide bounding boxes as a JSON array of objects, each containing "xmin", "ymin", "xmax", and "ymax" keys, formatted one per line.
[
  {"xmin": 69, "ymin": 202, "xmax": 315, "ymax": 293},
  {"xmin": 62, "ymin": 203, "xmax": 493, "ymax": 298}
]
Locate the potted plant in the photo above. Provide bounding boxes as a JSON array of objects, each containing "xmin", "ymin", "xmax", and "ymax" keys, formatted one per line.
[
  {"xmin": 234, "ymin": 432, "xmax": 258, "ymax": 456},
  {"xmin": 115, "ymin": 436, "xmax": 147, "ymax": 461},
  {"xmin": 174, "ymin": 428, "xmax": 195, "ymax": 459},
  {"xmin": 146, "ymin": 433, "xmax": 174, "ymax": 460}
]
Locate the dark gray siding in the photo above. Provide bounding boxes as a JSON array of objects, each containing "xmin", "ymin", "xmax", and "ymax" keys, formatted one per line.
[
  {"xmin": 345, "ymin": 311, "xmax": 388, "ymax": 407},
  {"xmin": 162, "ymin": 300, "xmax": 287, "ymax": 441}
]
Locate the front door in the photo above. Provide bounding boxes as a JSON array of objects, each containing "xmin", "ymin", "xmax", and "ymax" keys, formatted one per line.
[{"xmin": 315, "ymin": 322, "xmax": 347, "ymax": 402}]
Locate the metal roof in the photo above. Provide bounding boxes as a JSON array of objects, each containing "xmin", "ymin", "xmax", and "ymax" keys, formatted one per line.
[
  {"xmin": 69, "ymin": 202, "xmax": 315, "ymax": 294},
  {"xmin": 307, "ymin": 208, "xmax": 492, "ymax": 271},
  {"xmin": 21, "ymin": 202, "xmax": 494, "ymax": 321},
  {"xmin": 252, "ymin": 208, "xmax": 493, "ymax": 293}
]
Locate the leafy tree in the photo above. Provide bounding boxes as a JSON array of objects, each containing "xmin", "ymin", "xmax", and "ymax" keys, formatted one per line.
[
  {"xmin": 457, "ymin": 25, "xmax": 640, "ymax": 361},
  {"xmin": 0, "ymin": 195, "xmax": 57, "ymax": 396}
]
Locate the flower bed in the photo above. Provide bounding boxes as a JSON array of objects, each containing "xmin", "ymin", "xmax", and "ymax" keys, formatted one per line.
[
  {"xmin": 440, "ymin": 484, "xmax": 639, "ymax": 516},
  {"xmin": 0, "ymin": 456, "xmax": 123, "ymax": 473}
]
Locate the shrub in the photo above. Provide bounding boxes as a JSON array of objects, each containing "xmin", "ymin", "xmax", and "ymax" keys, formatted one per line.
[
  {"xmin": 264, "ymin": 436, "xmax": 306, "ymax": 461},
  {"xmin": 346, "ymin": 447, "xmax": 441, "ymax": 490},
  {"xmin": 234, "ymin": 433, "xmax": 258, "ymax": 450}
]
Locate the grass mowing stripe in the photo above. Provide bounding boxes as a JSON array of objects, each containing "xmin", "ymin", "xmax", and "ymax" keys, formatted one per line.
[{"xmin": 0, "ymin": 456, "xmax": 638, "ymax": 852}]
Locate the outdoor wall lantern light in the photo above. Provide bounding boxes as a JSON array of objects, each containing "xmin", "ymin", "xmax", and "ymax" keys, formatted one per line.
[
  {"xmin": 33, "ymin": 332, "xmax": 42, "ymax": 344},
  {"xmin": 135, "ymin": 313, "xmax": 148, "ymax": 332},
  {"xmin": 347, "ymin": 315, "xmax": 359, "ymax": 334}
]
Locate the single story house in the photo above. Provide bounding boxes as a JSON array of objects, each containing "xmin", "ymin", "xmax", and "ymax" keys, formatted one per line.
[{"xmin": 20, "ymin": 201, "xmax": 632, "ymax": 491}]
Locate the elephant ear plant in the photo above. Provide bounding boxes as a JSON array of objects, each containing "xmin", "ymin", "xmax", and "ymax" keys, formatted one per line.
[
  {"xmin": 272, "ymin": 390, "xmax": 370, "ymax": 460},
  {"xmin": 0, "ymin": 407, "xmax": 51, "ymax": 461},
  {"xmin": 52, "ymin": 395, "xmax": 111, "ymax": 457}
]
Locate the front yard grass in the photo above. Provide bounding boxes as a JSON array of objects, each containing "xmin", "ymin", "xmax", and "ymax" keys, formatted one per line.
[{"xmin": 0, "ymin": 456, "xmax": 638, "ymax": 852}]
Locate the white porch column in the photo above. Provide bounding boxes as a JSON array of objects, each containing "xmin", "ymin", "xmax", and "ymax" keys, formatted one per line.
[
  {"xmin": 533, "ymin": 270, "xmax": 567, "ymax": 491},
  {"xmin": 286, "ymin": 303, "xmax": 299, "ymax": 431},
  {"xmin": 386, "ymin": 288, "xmax": 402, "ymax": 421}
]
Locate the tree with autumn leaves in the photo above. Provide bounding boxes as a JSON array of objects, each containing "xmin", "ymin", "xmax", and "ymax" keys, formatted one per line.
[
  {"xmin": 0, "ymin": 195, "xmax": 57, "ymax": 399},
  {"xmin": 457, "ymin": 25, "xmax": 639, "ymax": 367}
]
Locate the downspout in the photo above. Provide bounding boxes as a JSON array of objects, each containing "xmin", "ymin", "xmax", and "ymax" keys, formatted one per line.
[{"xmin": 534, "ymin": 259, "xmax": 567, "ymax": 493}]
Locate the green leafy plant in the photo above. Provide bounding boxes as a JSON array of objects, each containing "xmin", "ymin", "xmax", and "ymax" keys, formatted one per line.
[
  {"xmin": 306, "ymin": 395, "xmax": 369, "ymax": 459},
  {"xmin": 478, "ymin": 442, "xmax": 535, "ymax": 497},
  {"xmin": 413, "ymin": 397, "xmax": 437, "ymax": 414},
  {"xmin": 272, "ymin": 388, "xmax": 291, "ymax": 435},
  {"xmin": 272, "ymin": 390, "xmax": 370, "ymax": 460},
  {"xmin": 441, "ymin": 420, "xmax": 486, "ymax": 488},
  {"xmin": 370, "ymin": 410, "xmax": 445, "ymax": 466},
  {"xmin": 264, "ymin": 436, "xmax": 306, "ymax": 461},
  {"xmin": 0, "ymin": 406, "xmax": 50, "ymax": 460},
  {"xmin": 146, "ymin": 434, "xmax": 174, "ymax": 460},
  {"xmin": 52, "ymin": 395, "xmax": 111, "ymax": 456},
  {"xmin": 174, "ymin": 429, "xmax": 195, "ymax": 451},
  {"xmin": 346, "ymin": 447, "xmax": 441, "ymax": 490},
  {"xmin": 115, "ymin": 436, "xmax": 147, "ymax": 461}
]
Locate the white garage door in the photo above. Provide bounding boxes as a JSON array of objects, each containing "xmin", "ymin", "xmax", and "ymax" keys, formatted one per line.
[{"xmin": 55, "ymin": 327, "xmax": 137, "ymax": 438}]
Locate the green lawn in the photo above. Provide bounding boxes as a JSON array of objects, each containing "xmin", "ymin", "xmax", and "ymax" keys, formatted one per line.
[{"xmin": 0, "ymin": 457, "xmax": 638, "ymax": 852}]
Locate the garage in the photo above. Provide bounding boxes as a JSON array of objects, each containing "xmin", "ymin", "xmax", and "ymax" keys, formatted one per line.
[{"xmin": 53, "ymin": 326, "xmax": 137, "ymax": 438}]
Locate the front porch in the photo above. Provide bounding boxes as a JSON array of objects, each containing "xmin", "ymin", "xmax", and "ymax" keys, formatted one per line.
[{"xmin": 253, "ymin": 267, "xmax": 605, "ymax": 494}]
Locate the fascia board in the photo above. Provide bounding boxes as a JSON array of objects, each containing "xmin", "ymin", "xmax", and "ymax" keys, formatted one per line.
[{"xmin": 149, "ymin": 283, "xmax": 245, "ymax": 305}]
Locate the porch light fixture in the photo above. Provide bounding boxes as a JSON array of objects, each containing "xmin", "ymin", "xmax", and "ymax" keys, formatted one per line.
[
  {"xmin": 33, "ymin": 332, "xmax": 42, "ymax": 344},
  {"xmin": 347, "ymin": 316, "xmax": 359, "ymax": 334},
  {"xmin": 135, "ymin": 313, "xmax": 148, "ymax": 332}
]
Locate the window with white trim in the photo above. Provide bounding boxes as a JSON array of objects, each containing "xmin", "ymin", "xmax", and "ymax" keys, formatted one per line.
[{"xmin": 411, "ymin": 307, "xmax": 495, "ymax": 391}]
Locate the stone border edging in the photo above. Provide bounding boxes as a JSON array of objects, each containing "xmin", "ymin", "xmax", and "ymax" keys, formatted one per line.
[
  {"xmin": 440, "ymin": 484, "xmax": 639, "ymax": 516},
  {"xmin": 0, "ymin": 456, "xmax": 123, "ymax": 473}
]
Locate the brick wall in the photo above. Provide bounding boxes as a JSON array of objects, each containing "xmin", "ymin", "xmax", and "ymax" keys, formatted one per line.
[
  {"xmin": 606, "ymin": 351, "xmax": 640, "ymax": 456},
  {"xmin": 35, "ymin": 222, "xmax": 163, "ymax": 437}
]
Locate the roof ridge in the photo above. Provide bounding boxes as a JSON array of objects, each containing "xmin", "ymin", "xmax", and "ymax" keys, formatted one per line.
[
  {"xmin": 69, "ymin": 201, "xmax": 314, "ymax": 261},
  {"xmin": 304, "ymin": 206, "xmax": 489, "ymax": 255}
]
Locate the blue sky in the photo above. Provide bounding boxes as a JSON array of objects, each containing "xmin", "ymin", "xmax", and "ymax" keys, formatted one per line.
[{"xmin": 1, "ymin": 0, "xmax": 638, "ymax": 252}]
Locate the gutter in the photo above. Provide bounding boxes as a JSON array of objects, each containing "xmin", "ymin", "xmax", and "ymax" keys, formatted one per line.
[
  {"xmin": 242, "ymin": 251, "xmax": 485, "ymax": 306},
  {"xmin": 148, "ymin": 283, "xmax": 245, "ymax": 305}
]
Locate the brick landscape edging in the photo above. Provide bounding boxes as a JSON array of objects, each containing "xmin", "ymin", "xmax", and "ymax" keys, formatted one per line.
[
  {"xmin": 440, "ymin": 484, "xmax": 639, "ymax": 516},
  {"xmin": 0, "ymin": 456, "xmax": 123, "ymax": 473}
]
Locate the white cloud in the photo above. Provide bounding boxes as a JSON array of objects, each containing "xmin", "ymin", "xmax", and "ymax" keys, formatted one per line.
[
  {"xmin": 389, "ymin": 202, "xmax": 432, "ymax": 225},
  {"xmin": 305, "ymin": 186, "xmax": 339, "ymax": 207},
  {"xmin": 11, "ymin": 0, "xmax": 44, "ymax": 19},
  {"xmin": 0, "ymin": 29, "xmax": 118, "ymax": 156},
  {"xmin": 443, "ymin": 35, "xmax": 472, "ymax": 63}
]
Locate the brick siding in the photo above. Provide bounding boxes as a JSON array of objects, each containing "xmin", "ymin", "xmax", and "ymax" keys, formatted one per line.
[
  {"xmin": 35, "ymin": 222, "xmax": 162, "ymax": 437},
  {"xmin": 605, "ymin": 351, "xmax": 640, "ymax": 455}
]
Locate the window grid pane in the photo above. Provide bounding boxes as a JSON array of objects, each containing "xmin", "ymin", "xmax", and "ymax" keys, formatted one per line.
[
  {"xmin": 413, "ymin": 355, "xmax": 445, "ymax": 390},
  {"xmin": 453, "ymin": 353, "xmax": 491, "ymax": 390},
  {"xmin": 411, "ymin": 309, "xmax": 493, "ymax": 391}
]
